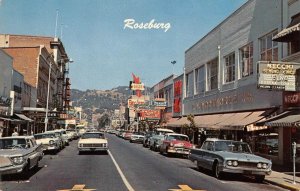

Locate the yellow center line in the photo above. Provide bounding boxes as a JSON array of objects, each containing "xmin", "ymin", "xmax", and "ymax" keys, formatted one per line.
[
  {"xmin": 169, "ymin": 184, "xmax": 207, "ymax": 191},
  {"xmin": 56, "ymin": 184, "xmax": 97, "ymax": 191}
]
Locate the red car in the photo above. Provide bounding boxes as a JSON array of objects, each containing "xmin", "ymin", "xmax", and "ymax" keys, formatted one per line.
[
  {"xmin": 160, "ymin": 133, "xmax": 194, "ymax": 157},
  {"xmin": 124, "ymin": 132, "xmax": 133, "ymax": 140}
]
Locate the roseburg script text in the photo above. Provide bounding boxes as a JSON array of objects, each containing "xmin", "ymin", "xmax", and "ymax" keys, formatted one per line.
[{"xmin": 124, "ymin": 19, "xmax": 171, "ymax": 32}]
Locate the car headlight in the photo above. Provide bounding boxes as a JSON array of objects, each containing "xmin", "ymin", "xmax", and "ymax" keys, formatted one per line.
[
  {"xmin": 11, "ymin": 156, "xmax": 25, "ymax": 165},
  {"xmin": 232, "ymin": 161, "xmax": 238, "ymax": 167},
  {"xmin": 262, "ymin": 163, "xmax": 268, "ymax": 169},
  {"xmin": 78, "ymin": 144, "xmax": 83, "ymax": 147},
  {"xmin": 257, "ymin": 163, "xmax": 262, "ymax": 169},
  {"xmin": 227, "ymin": 160, "xmax": 232, "ymax": 166},
  {"xmin": 49, "ymin": 140, "xmax": 55, "ymax": 145},
  {"xmin": 170, "ymin": 143, "xmax": 174, "ymax": 147}
]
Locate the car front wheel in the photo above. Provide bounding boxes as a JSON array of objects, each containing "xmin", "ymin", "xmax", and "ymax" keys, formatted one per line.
[{"xmin": 213, "ymin": 161, "xmax": 222, "ymax": 179}]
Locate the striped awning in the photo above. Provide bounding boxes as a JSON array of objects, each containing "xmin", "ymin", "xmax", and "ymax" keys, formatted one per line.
[
  {"xmin": 265, "ymin": 113, "xmax": 300, "ymax": 127},
  {"xmin": 273, "ymin": 13, "xmax": 300, "ymax": 42},
  {"xmin": 273, "ymin": 23, "xmax": 300, "ymax": 42},
  {"xmin": 193, "ymin": 111, "xmax": 271, "ymax": 130},
  {"xmin": 166, "ymin": 117, "xmax": 189, "ymax": 127}
]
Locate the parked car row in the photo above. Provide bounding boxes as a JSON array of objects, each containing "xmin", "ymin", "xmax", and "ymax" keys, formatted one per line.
[
  {"xmin": 33, "ymin": 129, "xmax": 80, "ymax": 154},
  {"xmin": 108, "ymin": 128, "xmax": 273, "ymax": 182},
  {"xmin": 0, "ymin": 127, "xmax": 87, "ymax": 177}
]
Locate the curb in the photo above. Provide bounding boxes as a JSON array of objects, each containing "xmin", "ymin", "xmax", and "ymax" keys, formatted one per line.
[{"xmin": 265, "ymin": 179, "xmax": 300, "ymax": 191}]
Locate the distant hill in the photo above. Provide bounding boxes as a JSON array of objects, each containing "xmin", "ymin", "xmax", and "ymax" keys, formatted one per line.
[{"xmin": 71, "ymin": 86, "xmax": 131, "ymax": 114}]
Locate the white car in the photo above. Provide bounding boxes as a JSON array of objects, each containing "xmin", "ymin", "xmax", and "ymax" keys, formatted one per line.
[
  {"xmin": 78, "ymin": 132, "xmax": 108, "ymax": 154},
  {"xmin": 130, "ymin": 134, "xmax": 145, "ymax": 143},
  {"xmin": 34, "ymin": 132, "xmax": 62, "ymax": 152}
]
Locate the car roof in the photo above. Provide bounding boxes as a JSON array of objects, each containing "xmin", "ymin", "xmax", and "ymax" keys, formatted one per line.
[
  {"xmin": 34, "ymin": 132, "xmax": 55, "ymax": 135},
  {"xmin": 166, "ymin": 133, "xmax": 188, "ymax": 137},
  {"xmin": 0, "ymin": 136, "xmax": 33, "ymax": 139},
  {"xmin": 205, "ymin": 138, "xmax": 245, "ymax": 143},
  {"xmin": 156, "ymin": 128, "xmax": 174, "ymax": 132},
  {"xmin": 83, "ymin": 131, "xmax": 103, "ymax": 134}
]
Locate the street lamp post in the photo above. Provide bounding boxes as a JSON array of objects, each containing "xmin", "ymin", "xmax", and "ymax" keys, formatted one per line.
[
  {"xmin": 171, "ymin": 60, "xmax": 176, "ymax": 74},
  {"xmin": 44, "ymin": 61, "xmax": 52, "ymax": 132}
]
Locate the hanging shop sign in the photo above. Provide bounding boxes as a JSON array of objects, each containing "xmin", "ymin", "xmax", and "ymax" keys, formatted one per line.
[
  {"xmin": 257, "ymin": 61, "xmax": 300, "ymax": 91},
  {"xmin": 128, "ymin": 98, "xmax": 145, "ymax": 109},
  {"xmin": 131, "ymin": 83, "xmax": 145, "ymax": 90}
]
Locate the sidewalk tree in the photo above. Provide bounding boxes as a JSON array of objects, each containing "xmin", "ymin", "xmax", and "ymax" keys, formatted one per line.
[{"xmin": 187, "ymin": 114, "xmax": 199, "ymax": 145}]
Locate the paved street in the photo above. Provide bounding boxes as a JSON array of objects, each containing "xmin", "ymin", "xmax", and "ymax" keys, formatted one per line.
[{"xmin": 0, "ymin": 134, "xmax": 288, "ymax": 191}]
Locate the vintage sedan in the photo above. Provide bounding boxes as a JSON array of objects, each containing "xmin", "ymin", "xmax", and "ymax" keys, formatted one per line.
[
  {"xmin": 149, "ymin": 135, "xmax": 165, "ymax": 151},
  {"xmin": 78, "ymin": 132, "xmax": 108, "ymax": 154},
  {"xmin": 160, "ymin": 133, "xmax": 194, "ymax": 157},
  {"xmin": 34, "ymin": 132, "xmax": 62, "ymax": 153},
  {"xmin": 130, "ymin": 133, "xmax": 145, "ymax": 143},
  {"xmin": 0, "ymin": 136, "xmax": 43, "ymax": 175},
  {"xmin": 189, "ymin": 138, "xmax": 272, "ymax": 182}
]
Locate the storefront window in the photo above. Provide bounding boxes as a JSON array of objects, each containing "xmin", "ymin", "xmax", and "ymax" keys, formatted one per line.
[
  {"xmin": 207, "ymin": 58, "xmax": 218, "ymax": 90},
  {"xmin": 240, "ymin": 42, "xmax": 253, "ymax": 77},
  {"xmin": 224, "ymin": 53, "xmax": 235, "ymax": 83},
  {"xmin": 260, "ymin": 30, "xmax": 278, "ymax": 61},
  {"xmin": 186, "ymin": 72, "xmax": 194, "ymax": 97},
  {"xmin": 195, "ymin": 66, "xmax": 205, "ymax": 94},
  {"xmin": 251, "ymin": 130, "xmax": 279, "ymax": 156}
]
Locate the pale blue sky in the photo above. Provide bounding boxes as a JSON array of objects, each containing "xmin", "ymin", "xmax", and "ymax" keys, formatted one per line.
[{"xmin": 0, "ymin": 0, "xmax": 247, "ymax": 91}]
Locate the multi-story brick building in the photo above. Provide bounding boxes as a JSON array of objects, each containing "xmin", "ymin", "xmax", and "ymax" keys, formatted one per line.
[{"xmin": 0, "ymin": 34, "xmax": 72, "ymax": 132}]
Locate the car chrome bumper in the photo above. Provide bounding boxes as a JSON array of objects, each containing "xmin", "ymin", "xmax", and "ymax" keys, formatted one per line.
[
  {"xmin": 221, "ymin": 166, "xmax": 272, "ymax": 175},
  {"xmin": 168, "ymin": 148, "xmax": 190, "ymax": 155},
  {"xmin": 78, "ymin": 147, "xmax": 108, "ymax": 151},
  {"xmin": 0, "ymin": 164, "xmax": 26, "ymax": 175}
]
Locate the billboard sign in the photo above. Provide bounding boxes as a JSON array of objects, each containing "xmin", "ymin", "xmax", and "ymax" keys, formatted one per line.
[
  {"xmin": 139, "ymin": 109, "xmax": 160, "ymax": 120},
  {"xmin": 257, "ymin": 61, "xmax": 300, "ymax": 91}
]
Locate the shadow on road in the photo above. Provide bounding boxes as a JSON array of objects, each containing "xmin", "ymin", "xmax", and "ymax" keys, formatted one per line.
[
  {"xmin": 190, "ymin": 167, "xmax": 267, "ymax": 184},
  {"xmin": 0, "ymin": 166, "xmax": 43, "ymax": 182},
  {"xmin": 78, "ymin": 151, "xmax": 108, "ymax": 155}
]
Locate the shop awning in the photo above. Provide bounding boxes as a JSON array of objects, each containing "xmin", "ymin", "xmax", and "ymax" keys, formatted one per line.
[
  {"xmin": 0, "ymin": 117, "xmax": 23, "ymax": 124},
  {"xmin": 166, "ymin": 117, "xmax": 190, "ymax": 127},
  {"xmin": 263, "ymin": 111, "xmax": 300, "ymax": 127},
  {"xmin": 194, "ymin": 111, "xmax": 271, "ymax": 130},
  {"xmin": 273, "ymin": 13, "xmax": 300, "ymax": 42},
  {"xmin": 0, "ymin": 117, "xmax": 13, "ymax": 121},
  {"xmin": 14, "ymin": 114, "xmax": 33, "ymax": 122},
  {"xmin": 162, "ymin": 117, "xmax": 179, "ymax": 127}
]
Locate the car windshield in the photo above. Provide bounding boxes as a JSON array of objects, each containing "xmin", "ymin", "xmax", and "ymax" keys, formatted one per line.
[
  {"xmin": 82, "ymin": 133, "xmax": 104, "ymax": 139},
  {"xmin": 34, "ymin": 133, "xmax": 55, "ymax": 139},
  {"xmin": 168, "ymin": 135, "xmax": 189, "ymax": 141},
  {"xmin": 214, "ymin": 141, "xmax": 252, "ymax": 153},
  {"xmin": 0, "ymin": 138, "xmax": 27, "ymax": 149}
]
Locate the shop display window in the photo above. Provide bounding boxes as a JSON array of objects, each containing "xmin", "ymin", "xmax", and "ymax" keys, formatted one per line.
[{"xmin": 252, "ymin": 130, "xmax": 279, "ymax": 156}]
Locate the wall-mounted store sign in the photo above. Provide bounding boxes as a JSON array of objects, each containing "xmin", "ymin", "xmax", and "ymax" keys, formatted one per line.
[
  {"xmin": 257, "ymin": 61, "xmax": 300, "ymax": 91},
  {"xmin": 0, "ymin": 96, "xmax": 11, "ymax": 106},
  {"xmin": 283, "ymin": 91, "xmax": 300, "ymax": 108}
]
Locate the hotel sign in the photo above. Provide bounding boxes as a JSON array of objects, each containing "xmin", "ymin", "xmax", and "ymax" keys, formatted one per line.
[
  {"xmin": 131, "ymin": 83, "xmax": 145, "ymax": 90},
  {"xmin": 257, "ymin": 61, "xmax": 300, "ymax": 91}
]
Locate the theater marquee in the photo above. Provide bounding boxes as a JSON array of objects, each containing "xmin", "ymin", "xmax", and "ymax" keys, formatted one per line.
[{"xmin": 257, "ymin": 61, "xmax": 300, "ymax": 91}]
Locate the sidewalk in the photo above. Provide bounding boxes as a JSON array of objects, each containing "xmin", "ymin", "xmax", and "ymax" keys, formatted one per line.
[
  {"xmin": 265, "ymin": 163, "xmax": 300, "ymax": 191},
  {"xmin": 265, "ymin": 171, "xmax": 300, "ymax": 191}
]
